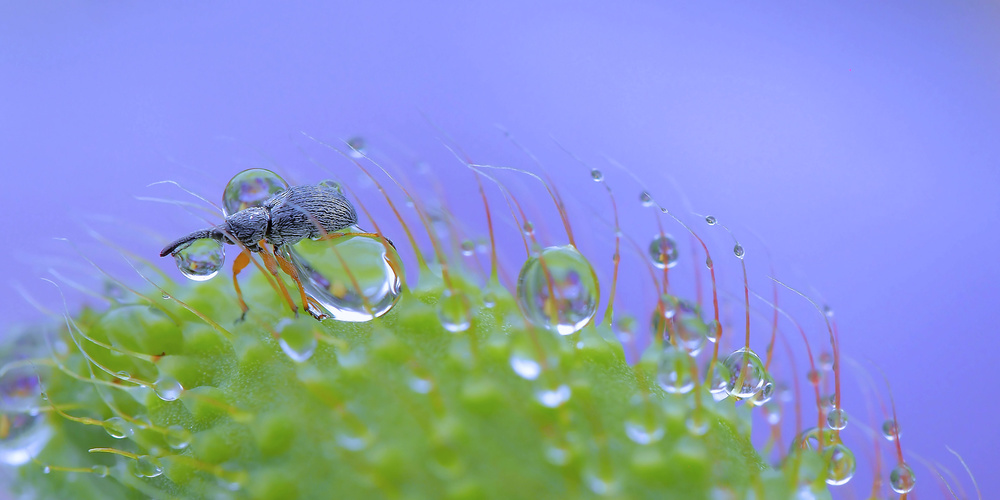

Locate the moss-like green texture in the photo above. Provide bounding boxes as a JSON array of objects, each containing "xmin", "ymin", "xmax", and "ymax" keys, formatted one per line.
[{"xmin": 2, "ymin": 261, "xmax": 833, "ymax": 499}]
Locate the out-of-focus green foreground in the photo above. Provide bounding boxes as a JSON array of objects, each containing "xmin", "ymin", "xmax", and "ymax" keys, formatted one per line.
[{"xmin": 1, "ymin": 258, "xmax": 834, "ymax": 499}]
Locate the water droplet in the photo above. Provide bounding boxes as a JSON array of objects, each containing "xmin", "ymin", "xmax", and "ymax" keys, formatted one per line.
[
  {"xmin": 881, "ymin": 419, "xmax": 900, "ymax": 441},
  {"xmin": 460, "ymin": 240, "xmax": 475, "ymax": 256},
  {"xmin": 648, "ymin": 234, "xmax": 679, "ymax": 269},
  {"xmin": 535, "ymin": 383, "xmax": 571, "ymax": 408},
  {"xmin": 826, "ymin": 408, "xmax": 848, "ymax": 430},
  {"xmin": 222, "ymin": 168, "xmax": 289, "ymax": 216},
  {"xmin": 733, "ymin": 243, "xmax": 745, "ymax": 259},
  {"xmin": 825, "ymin": 444, "xmax": 856, "ymax": 486},
  {"xmin": 516, "ymin": 245, "xmax": 599, "ymax": 336},
  {"xmin": 103, "ymin": 417, "xmax": 133, "ymax": 439},
  {"xmin": 115, "ymin": 371, "xmax": 131, "ymax": 381},
  {"xmin": 657, "ymin": 346, "xmax": 695, "ymax": 394},
  {"xmin": 42, "ymin": 465, "xmax": 50, "ymax": 474},
  {"xmin": 762, "ymin": 400, "xmax": 781, "ymax": 425},
  {"xmin": 794, "ymin": 427, "xmax": 838, "ymax": 451},
  {"xmin": 705, "ymin": 361, "xmax": 731, "ymax": 402},
  {"xmin": 623, "ymin": 396, "xmax": 664, "ymax": 445},
  {"xmin": 277, "ymin": 318, "xmax": 318, "ymax": 363},
  {"xmin": 639, "ymin": 191, "xmax": 653, "ymax": 207},
  {"xmin": 318, "ymin": 179, "xmax": 344, "ymax": 194},
  {"xmin": 584, "ymin": 466, "xmax": 620, "ymax": 496},
  {"xmin": 889, "ymin": 463, "xmax": 916, "ymax": 493},
  {"xmin": 818, "ymin": 352, "xmax": 834, "ymax": 371},
  {"xmin": 686, "ymin": 408, "xmax": 710, "ymax": 436},
  {"xmin": 91, "ymin": 464, "xmax": 109, "ymax": 478},
  {"xmin": 438, "ymin": 289, "xmax": 472, "ymax": 333},
  {"xmin": 748, "ymin": 372, "xmax": 775, "ymax": 406},
  {"xmin": 705, "ymin": 215, "xmax": 717, "ymax": 225},
  {"xmin": 509, "ymin": 354, "xmax": 542, "ymax": 381},
  {"xmin": 668, "ymin": 300, "xmax": 708, "ymax": 356},
  {"xmin": 283, "ymin": 233, "xmax": 404, "ymax": 322},
  {"xmin": 407, "ymin": 376, "xmax": 433, "ymax": 394},
  {"xmin": 823, "ymin": 305, "xmax": 835, "ymax": 318},
  {"xmin": 134, "ymin": 455, "xmax": 163, "ymax": 478},
  {"xmin": 482, "ymin": 291, "xmax": 497, "ymax": 309},
  {"xmin": 165, "ymin": 425, "xmax": 192, "ymax": 450},
  {"xmin": 806, "ymin": 369, "xmax": 821, "ymax": 385},
  {"xmin": 346, "ymin": 136, "xmax": 367, "ymax": 158},
  {"xmin": 590, "ymin": 169, "xmax": 604, "ymax": 182},
  {"xmin": 613, "ymin": 315, "xmax": 636, "ymax": 344},
  {"xmin": 172, "ymin": 238, "xmax": 225, "ymax": 282},
  {"xmin": 544, "ymin": 442, "xmax": 572, "ymax": 466},
  {"xmin": 153, "ymin": 375, "xmax": 183, "ymax": 402},
  {"xmin": 722, "ymin": 348, "xmax": 766, "ymax": 398},
  {"xmin": 522, "ymin": 220, "xmax": 535, "ymax": 236}
]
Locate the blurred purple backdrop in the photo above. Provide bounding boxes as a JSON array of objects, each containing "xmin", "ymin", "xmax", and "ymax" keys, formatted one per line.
[{"xmin": 2, "ymin": 1, "xmax": 997, "ymax": 495}]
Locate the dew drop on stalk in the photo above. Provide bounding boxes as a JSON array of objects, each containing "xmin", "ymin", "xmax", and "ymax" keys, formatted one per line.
[
  {"xmin": 103, "ymin": 417, "xmax": 133, "ymax": 439},
  {"xmin": 733, "ymin": 243, "xmax": 745, "ymax": 259},
  {"xmin": 91, "ymin": 464, "xmax": 109, "ymax": 478},
  {"xmin": 590, "ymin": 168, "xmax": 604, "ymax": 182},
  {"xmin": 482, "ymin": 291, "xmax": 497, "ymax": 309},
  {"xmin": 722, "ymin": 348, "xmax": 766, "ymax": 398},
  {"xmin": 648, "ymin": 234, "xmax": 679, "ymax": 269},
  {"xmin": 623, "ymin": 395, "xmax": 664, "ymax": 445},
  {"xmin": 276, "ymin": 318, "xmax": 318, "ymax": 363},
  {"xmin": 346, "ymin": 136, "xmax": 367, "ymax": 158},
  {"xmin": 460, "ymin": 240, "xmax": 475, "ymax": 256},
  {"xmin": 172, "ymin": 239, "xmax": 225, "ymax": 281},
  {"xmin": 889, "ymin": 463, "xmax": 916, "ymax": 493},
  {"xmin": 818, "ymin": 352, "xmax": 834, "ymax": 371},
  {"xmin": 826, "ymin": 408, "xmax": 848, "ymax": 430},
  {"xmin": 516, "ymin": 245, "xmax": 599, "ymax": 336},
  {"xmin": 705, "ymin": 215, "xmax": 717, "ymax": 225},
  {"xmin": 657, "ymin": 346, "xmax": 695, "ymax": 394},
  {"xmin": 669, "ymin": 299, "xmax": 708, "ymax": 356},
  {"xmin": 639, "ymin": 191, "xmax": 654, "ymax": 207},
  {"xmin": 282, "ymin": 232, "xmax": 403, "ymax": 322},
  {"xmin": 824, "ymin": 443, "xmax": 856, "ymax": 486},
  {"xmin": 133, "ymin": 455, "xmax": 163, "ymax": 478},
  {"xmin": 222, "ymin": 168, "xmax": 289, "ymax": 216},
  {"xmin": 748, "ymin": 372, "xmax": 775, "ymax": 407},
  {"xmin": 881, "ymin": 419, "xmax": 900, "ymax": 441},
  {"xmin": 165, "ymin": 425, "xmax": 192, "ymax": 450},
  {"xmin": 438, "ymin": 289, "xmax": 472, "ymax": 333},
  {"xmin": 153, "ymin": 375, "xmax": 183, "ymax": 402},
  {"xmin": 705, "ymin": 361, "xmax": 731, "ymax": 402}
]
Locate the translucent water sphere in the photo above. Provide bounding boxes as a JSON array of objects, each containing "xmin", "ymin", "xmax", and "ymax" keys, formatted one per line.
[
  {"xmin": 277, "ymin": 317, "xmax": 319, "ymax": 363},
  {"xmin": 516, "ymin": 245, "xmax": 599, "ymax": 336},
  {"xmin": 283, "ymin": 232, "xmax": 404, "ymax": 322},
  {"xmin": 705, "ymin": 361, "xmax": 731, "ymax": 402},
  {"xmin": 826, "ymin": 408, "xmax": 848, "ymax": 430},
  {"xmin": 668, "ymin": 299, "xmax": 709, "ymax": 356},
  {"xmin": 590, "ymin": 168, "xmax": 604, "ymax": 182},
  {"xmin": 748, "ymin": 372, "xmax": 775, "ymax": 407},
  {"xmin": 438, "ymin": 289, "xmax": 472, "ymax": 333},
  {"xmin": 881, "ymin": 419, "xmax": 900, "ymax": 441},
  {"xmin": 824, "ymin": 443, "xmax": 856, "ymax": 486},
  {"xmin": 153, "ymin": 375, "xmax": 184, "ymax": 402},
  {"xmin": 657, "ymin": 346, "xmax": 695, "ymax": 394},
  {"xmin": 722, "ymin": 348, "xmax": 766, "ymax": 399},
  {"xmin": 222, "ymin": 168, "xmax": 289, "ymax": 216},
  {"xmin": 648, "ymin": 233, "xmax": 679, "ymax": 269},
  {"xmin": 172, "ymin": 238, "xmax": 225, "ymax": 281},
  {"xmin": 0, "ymin": 363, "xmax": 52, "ymax": 466},
  {"xmin": 889, "ymin": 463, "xmax": 916, "ymax": 493}
]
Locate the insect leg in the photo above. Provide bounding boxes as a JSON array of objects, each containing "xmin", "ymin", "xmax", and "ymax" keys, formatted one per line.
[
  {"xmin": 256, "ymin": 240, "xmax": 300, "ymax": 317},
  {"xmin": 232, "ymin": 249, "xmax": 252, "ymax": 322},
  {"xmin": 274, "ymin": 251, "xmax": 325, "ymax": 321}
]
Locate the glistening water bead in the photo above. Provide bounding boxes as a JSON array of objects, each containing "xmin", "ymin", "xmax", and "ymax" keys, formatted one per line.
[
  {"xmin": 648, "ymin": 234, "xmax": 679, "ymax": 269},
  {"xmin": 222, "ymin": 168, "xmax": 289, "ymax": 216},
  {"xmin": 889, "ymin": 463, "xmax": 917, "ymax": 493},
  {"xmin": 516, "ymin": 245, "xmax": 599, "ymax": 336},
  {"xmin": 173, "ymin": 239, "xmax": 226, "ymax": 281},
  {"xmin": 722, "ymin": 348, "xmax": 766, "ymax": 398}
]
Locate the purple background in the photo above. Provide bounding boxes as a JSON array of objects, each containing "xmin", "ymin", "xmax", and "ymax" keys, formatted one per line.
[{"xmin": 2, "ymin": 1, "xmax": 997, "ymax": 496}]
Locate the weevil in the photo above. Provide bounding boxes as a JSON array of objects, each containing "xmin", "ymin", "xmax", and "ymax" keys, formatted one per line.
[{"xmin": 160, "ymin": 182, "xmax": 360, "ymax": 320}]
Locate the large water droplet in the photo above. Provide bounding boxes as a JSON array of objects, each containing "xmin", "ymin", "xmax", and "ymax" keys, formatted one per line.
[
  {"xmin": 283, "ymin": 233, "xmax": 404, "ymax": 322},
  {"xmin": 657, "ymin": 346, "xmax": 695, "ymax": 394},
  {"xmin": 0, "ymin": 339, "xmax": 53, "ymax": 467},
  {"xmin": 172, "ymin": 238, "xmax": 225, "ymax": 281},
  {"xmin": 516, "ymin": 245, "xmax": 599, "ymax": 336},
  {"xmin": 153, "ymin": 375, "xmax": 183, "ymax": 402},
  {"xmin": 276, "ymin": 318, "xmax": 318, "ymax": 362},
  {"xmin": 648, "ymin": 234, "xmax": 679, "ymax": 269},
  {"xmin": 133, "ymin": 455, "xmax": 163, "ymax": 478},
  {"xmin": 103, "ymin": 417, "xmax": 133, "ymax": 439},
  {"xmin": 826, "ymin": 408, "xmax": 848, "ymax": 430},
  {"xmin": 165, "ymin": 425, "xmax": 192, "ymax": 450},
  {"xmin": 889, "ymin": 463, "xmax": 916, "ymax": 493},
  {"xmin": 722, "ymin": 348, "xmax": 766, "ymax": 398},
  {"xmin": 705, "ymin": 361, "xmax": 731, "ymax": 402},
  {"xmin": 438, "ymin": 290, "xmax": 472, "ymax": 333},
  {"xmin": 825, "ymin": 444, "xmax": 856, "ymax": 486},
  {"xmin": 881, "ymin": 419, "xmax": 900, "ymax": 441},
  {"xmin": 535, "ymin": 383, "xmax": 571, "ymax": 408},
  {"xmin": 222, "ymin": 168, "xmax": 288, "ymax": 216}
]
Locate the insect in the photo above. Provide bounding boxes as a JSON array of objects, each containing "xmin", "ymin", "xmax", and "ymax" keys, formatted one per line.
[{"xmin": 160, "ymin": 182, "xmax": 360, "ymax": 320}]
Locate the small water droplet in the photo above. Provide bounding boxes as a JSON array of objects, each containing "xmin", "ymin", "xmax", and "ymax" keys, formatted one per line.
[
  {"xmin": 153, "ymin": 375, "xmax": 183, "ymax": 402},
  {"xmin": 42, "ymin": 465, "xmax": 50, "ymax": 474},
  {"xmin": 657, "ymin": 346, "xmax": 695, "ymax": 394},
  {"xmin": 318, "ymin": 179, "xmax": 344, "ymax": 194},
  {"xmin": 818, "ymin": 352, "xmax": 834, "ymax": 371},
  {"xmin": 460, "ymin": 240, "xmax": 475, "ymax": 256},
  {"xmin": 705, "ymin": 215, "xmax": 717, "ymax": 225},
  {"xmin": 222, "ymin": 168, "xmax": 289, "ymax": 216},
  {"xmin": 590, "ymin": 169, "xmax": 604, "ymax": 182},
  {"xmin": 438, "ymin": 289, "xmax": 472, "ymax": 333},
  {"xmin": 648, "ymin": 234, "xmax": 679, "ymax": 269},
  {"xmin": 522, "ymin": 220, "xmax": 535, "ymax": 236},
  {"xmin": 516, "ymin": 245, "xmax": 599, "ymax": 336},
  {"xmin": 91, "ymin": 464, "xmax": 109, "ymax": 478},
  {"xmin": 881, "ymin": 419, "xmax": 900, "ymax": 441},
  {"xmin": 482, "ymin": 291, "xmax": 497, "ymax": 309},
  {"xmin": 663, "ymin": 299, "xmax": 708, "ymax": 356},
  {"xmin": 172, "ymin": 238, "xmax": 225, "ymax": 282},
  {"xmin": 114, "ymin": 371, "xmax": 131, "ymax": 381},
  {"xmin": 346, "ymin": 136, "xmax": 367, "ymax": 158},
  {"xmin": 161, "ymin": 292, "xmax": 170, "ymax": 300},
  {"xmin": 705, "ymin": 361, "xmax": 731, "ymax": 402},
  {"xmin": 584, "ymin": 466, "xmax": 620, "ymax": 496},
  {"xmin": 103, "ymin": 417, "xmax": 133, "ymax": 439},
  {"xmin": 686, "ymin": 408, "xmax": 710, "ymax": 436},
  {"xmin": 134, "ymin": 455, "xmax": 163, "ymax": 478},
  {"xmin": 889, "ymin": 463, "xmax": 917, "ymax": 493},
  {"xmin": 165, "ymin": 425, "xmax": 192, "ymax": 450},
  {"xmin": 825, "ymin": 444, "xmax": 856, "ymax": 486},
  {"xmin": 806, "ymin": 369, "xmax": 821, "ymax": 385},
  {"xmin": 826, "ymin": 408, "xmax": 848, "ymax": 430},
  {"xmin": 823, "ymin": 305, "xmax": 835, "ymax": 318},
  {"xmin": 722, "ymin": 348, "xmax": 766, "ymax": 398},
  {"xmin": 282, "ymin": 233, "xmax": 403, "ymax": 322},
  {"xmin": 748, "ymin": 372, "xmax": 775, "ymax": 406},
  {"xmin": 535, "ymin": 383, "xmax": 571, "ymax": 408},
  {"xmin": 762, "ymin": 400, "xmax": 781, "ymax": 425},
  {"xmin": 277, "ymin": 318, "xmax": 318, "ymax": 363},
  {"xmin": 639, "ymin": 191, "xmax": 653, "ymax": 207},
  {"xmin": 407, "ymin": 376, "xmax": 433, "ymax": 394},
  {"xmin": 733, "ymin": 243, "xmax": 745, "ymax": 259},
  {"xmin": 509, "ymin": 354, "xmax": 542, "ymax": 381}
]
